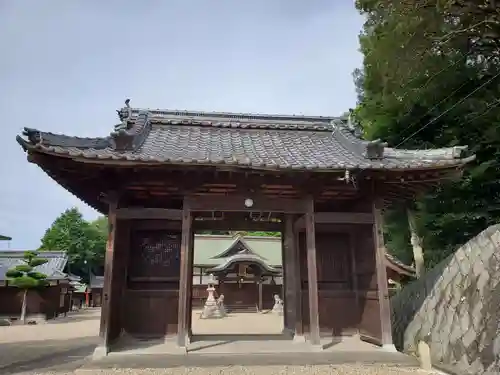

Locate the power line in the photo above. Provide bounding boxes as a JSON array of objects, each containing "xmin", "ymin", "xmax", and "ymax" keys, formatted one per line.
[
  {"xmin": 389, "ymin": 50, "xmax": 473, "ymax": 141},
  {"xmin": 396, "ymin": 70, "xmax": 500, "ymax": 147},
  {"xmin": 397, "ymin": 49, "xmax": 470, "ymax": 104},
  {"xmin": 458, "ymin": 99, "xmax": 500, "ymax": 127},
  {"xmin": 395, "ymin": 80, "xmax": 470, "ymax": 140}
]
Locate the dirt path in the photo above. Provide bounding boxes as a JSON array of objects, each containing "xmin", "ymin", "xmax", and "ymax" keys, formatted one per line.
[
  {"xmin": 0, "ymin": 309, "xmax": 439, "ymax": 375},
  {"xmin": 0, "ymin": 309, "xmax": 100, "ymax": 374}
]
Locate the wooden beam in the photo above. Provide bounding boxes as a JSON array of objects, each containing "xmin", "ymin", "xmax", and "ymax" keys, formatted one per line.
[
  {"xmin": 193, "ymin": 220, "xmax": 282, "ymax": 232},
  {"xmin": 177, "ymin": 199, "xmax": 193, "ymax": 348},
  {"xmin": 372, "ymin": 198, "xmax": 395, "ymax": 350},
  {"xmin": 305, "ymin": 197, "xmax": 320, "ymax": 346},
  {"xmin": 185, "ymin": 194, "xmax": 308, "ymax": 213},
  {"xmin": 294, "ymin": 212, "xmax": 373, "ymax": 230},
  {"xmin": 115, "ymin": 207, "xmax": 182, "ymax": 220}
]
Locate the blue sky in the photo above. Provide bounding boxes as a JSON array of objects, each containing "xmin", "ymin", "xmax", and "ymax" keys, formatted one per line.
[{"xmin": 0, "ymin": 1, "xmax": 364, "ymax": 250}]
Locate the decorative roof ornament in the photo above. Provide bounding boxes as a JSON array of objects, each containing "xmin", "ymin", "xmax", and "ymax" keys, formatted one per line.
[
  {"xmin": 114, "ymin": 99, "xmax": 132, "ymax": 132},
  {"xmin": 109, "ymin": 99, "xmax": 153, "ymax": 151},
  {"xmin": 331, "ymin": 110, "xmax": 387, "ymax": 160}
]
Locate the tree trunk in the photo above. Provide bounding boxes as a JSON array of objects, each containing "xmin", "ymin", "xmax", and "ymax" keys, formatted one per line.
[
  {"xmin": 407, "ymin": 208, "xmax": 425, "ymax": 278},
  {"xmin": 20, "ymin": 289, "xmax": 28, "ymax": 324}
]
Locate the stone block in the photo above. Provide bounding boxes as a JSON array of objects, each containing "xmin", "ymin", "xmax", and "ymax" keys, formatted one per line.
[
  {"xmin": 462, "ymin": 327, "xmax": 477, "ymax": 349},
  {"xmin": 390, "ymin": 225, "xmax": 500, "ymax": 375},
  {"xmin": 489, "ymin": 229, "xmax": 500, "ymax": 247},
  {"xmin": 473, "ymin": 259, "xmax": 485, "ymax": 277}
]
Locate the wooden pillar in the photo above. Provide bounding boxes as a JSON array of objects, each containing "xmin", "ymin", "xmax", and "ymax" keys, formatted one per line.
[
  {"xmin": 305, "ymin": 198, "xmax": 320, "ymax": 346},
  {"xmin": 280, "ymin": 234, "xmax": 288, "ymax": 329},
  {"xmin": 186, "ymin": 230, "xmax": 195, "ymax": 337},
  {"xmin": 349, "ymin": 230, "xmax": 360, "ymax": 322},
  {"xmin": 407, "ymin": 208, "xmax": 424, "ymax": 278},
  {"xmin": 177, "ymin": 199, "xmax": 193, "ymax": 348},
  {"xmin": 94, "ymin": 197, "xmax": 117, "ymax": 358},
  {"xmin": 283, "ymin": 214, "xmax": 296, "ymax": 334},
  {"xmin": 293, "ymin": 227, "xmax": 304, "ymax": 340},
  {"xmin": 372, "ymin": 198, "xmax": 396, "ymax": 351}
]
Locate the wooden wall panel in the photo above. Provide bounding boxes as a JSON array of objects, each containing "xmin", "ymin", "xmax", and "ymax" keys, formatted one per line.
[
  {"xmin": 302, "ymin": 290, "xmax": 358, "ymax": 335},
  {"xmin": 0, "ymin": 285, "xmax": 69, "ymax": 320},
  {"xmin": 299, "ymin": 229, "xmax": 357, "ymax": 336},
  {"xmin": 122, "ymin": 221, "xmax": 182, "ymax": 338},
  {"xmin": 123, "ymin": 290, "xmax": 179, "ymax": 337},
  {"xmin": 220, "ymin": 283, "xmax": 258, "ymax": 307},
  {"xmin": 357, "ymin": 291, "xmax": 381, "ymax": 343},
  {"xmin": 354, "ymin": 225, "xmax": 382, "ymax": 344}
]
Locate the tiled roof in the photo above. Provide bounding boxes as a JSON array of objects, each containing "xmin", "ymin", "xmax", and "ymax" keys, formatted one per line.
[
  {"xmin": 16, "ymin": 103, "xmax": 475, "ymax": 172},
  {"xmin": 0, "ymin": 235, "xmax": 11, "ymax": 241},
  {"xmin": 0, "ymin": 251, "xmax": 69, "ymax": 281},
  {"xmin": 193, "ymin": 235, "xmax": 282, "ymax": 267},
  {"xmin": 194, "ymin": 234, "xmax": 413, "ymax": 278},
  {"xmin": 206, "ymin": 254, "xmax": 281, "ymax": 274},
  {"xmin": 70, "ymin": 281, "xmax": 88, "ymax": 293},
  {"xmin": 385, "ymin": 252, "xmax": 416, "ymax": 277}
]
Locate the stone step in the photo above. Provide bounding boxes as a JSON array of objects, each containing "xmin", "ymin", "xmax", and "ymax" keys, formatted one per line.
[{"xmin": 225, "ymin": 304, "xmax": 258, "ymax": 313}]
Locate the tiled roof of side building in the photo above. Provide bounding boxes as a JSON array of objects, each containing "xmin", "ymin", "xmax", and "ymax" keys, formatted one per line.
[
  {"xmin": 0, "ymin": 250, "xmax": 69, "ymax": 281},
  {"xmin": 385, "ymin": 252, "xmax": 416, "ymax": 278},
  {"xmin": 16, "ymin": 102, "xmax": 475, "ymax": 172}
]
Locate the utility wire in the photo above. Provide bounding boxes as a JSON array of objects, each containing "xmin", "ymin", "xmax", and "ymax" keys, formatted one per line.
[
  {"xmin": 458, "ymin": 99, "xmax": 500, "ymax": 127},
  {"xmin": 397, "ymin": 49, "xmax": 470, "ymax": 104},
  {"xmin": 396, "ymin": 70, "xmax": 500, "ymax": 147},
  {"xmin": 390, "ymin": 50, "xmax": 473, "ymax": 141},
  {"xmin": 395, "ymin": 80, "xmax": 470, "ymax": 140}
]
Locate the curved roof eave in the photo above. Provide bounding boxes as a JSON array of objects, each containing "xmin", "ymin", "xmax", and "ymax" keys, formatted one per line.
[
  {"xmin": 206, "ymin": 254, "xmax": 280, "ymax": 274},
  {"xmin": 384, "ymin": 253, "xmax": 416, "ymax": 278},
  {"xmin": 17, "ymin": 134, "xmax": 475, "ymax": 173},
  {"xmin": 16, "ymin": 105, "xmax": 475, "ymax": 172}
]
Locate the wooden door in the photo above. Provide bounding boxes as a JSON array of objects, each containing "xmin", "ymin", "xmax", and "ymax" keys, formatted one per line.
[
  {"xmin": 123, "ymin": 228, "xmax": 182, "ymax": 337},
  {"xmin": 221, "ymin": 282, "xmax": 258, "ymax": 308}
]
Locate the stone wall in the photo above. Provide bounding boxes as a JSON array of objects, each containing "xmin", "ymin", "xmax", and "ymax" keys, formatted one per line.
[{"xmin": 390, "ymin": 224, "xmax": 500, "ymax": 375}]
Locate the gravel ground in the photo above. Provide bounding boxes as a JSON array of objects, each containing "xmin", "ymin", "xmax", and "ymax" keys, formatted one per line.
[
  {"xmin": 21, "ymin": 364, "xmax": 435, "ymax": 375},
  {"xmin": 0, "ymin": 309, "xmax": 438, "ymax": 375}
]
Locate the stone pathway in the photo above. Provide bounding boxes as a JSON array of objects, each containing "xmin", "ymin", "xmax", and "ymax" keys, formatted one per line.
[{"xmin": 191, "ymin": 309, "xmax": 284, "ymax": 335}]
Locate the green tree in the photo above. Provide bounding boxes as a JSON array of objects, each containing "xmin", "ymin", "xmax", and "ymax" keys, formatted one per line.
[
  {"xmin": 6, "ymin": 251, "xmax": 48, "ymax": 324},
  {"xmin": 91, "ymin": 216, "xmax": 108, "ymax": 238},
  {"xmin": 39, "ymin": 208, "xmax": 107, "ymax": 282},
  {"xmin": 354, "ymin": 0, "xmax": 500, "ymax": 267}
]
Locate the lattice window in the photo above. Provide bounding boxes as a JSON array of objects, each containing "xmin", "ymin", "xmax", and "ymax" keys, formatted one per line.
[{"xmin": 128, "ymin": 230, "xmax": 181, "ymax": 280}]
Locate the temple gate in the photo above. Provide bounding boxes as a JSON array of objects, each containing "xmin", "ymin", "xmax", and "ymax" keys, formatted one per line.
[{"xmin": 16, "ymin": 101, "xmax": 474, "ymax": 355}]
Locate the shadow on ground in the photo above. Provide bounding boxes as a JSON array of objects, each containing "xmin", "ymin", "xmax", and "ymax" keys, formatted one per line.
[
  {"xmin": 0, "ymin": 336, "xmax": 99, "ymax": 374},
  {"xmin": 47, "ymin": 313, "xmax": 101, "ymax": 324}
]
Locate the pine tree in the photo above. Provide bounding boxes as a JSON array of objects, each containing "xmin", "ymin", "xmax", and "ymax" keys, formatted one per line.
[{"xmin": 6, "ymin": 251, "xmax": 48, "ymax": 324}]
